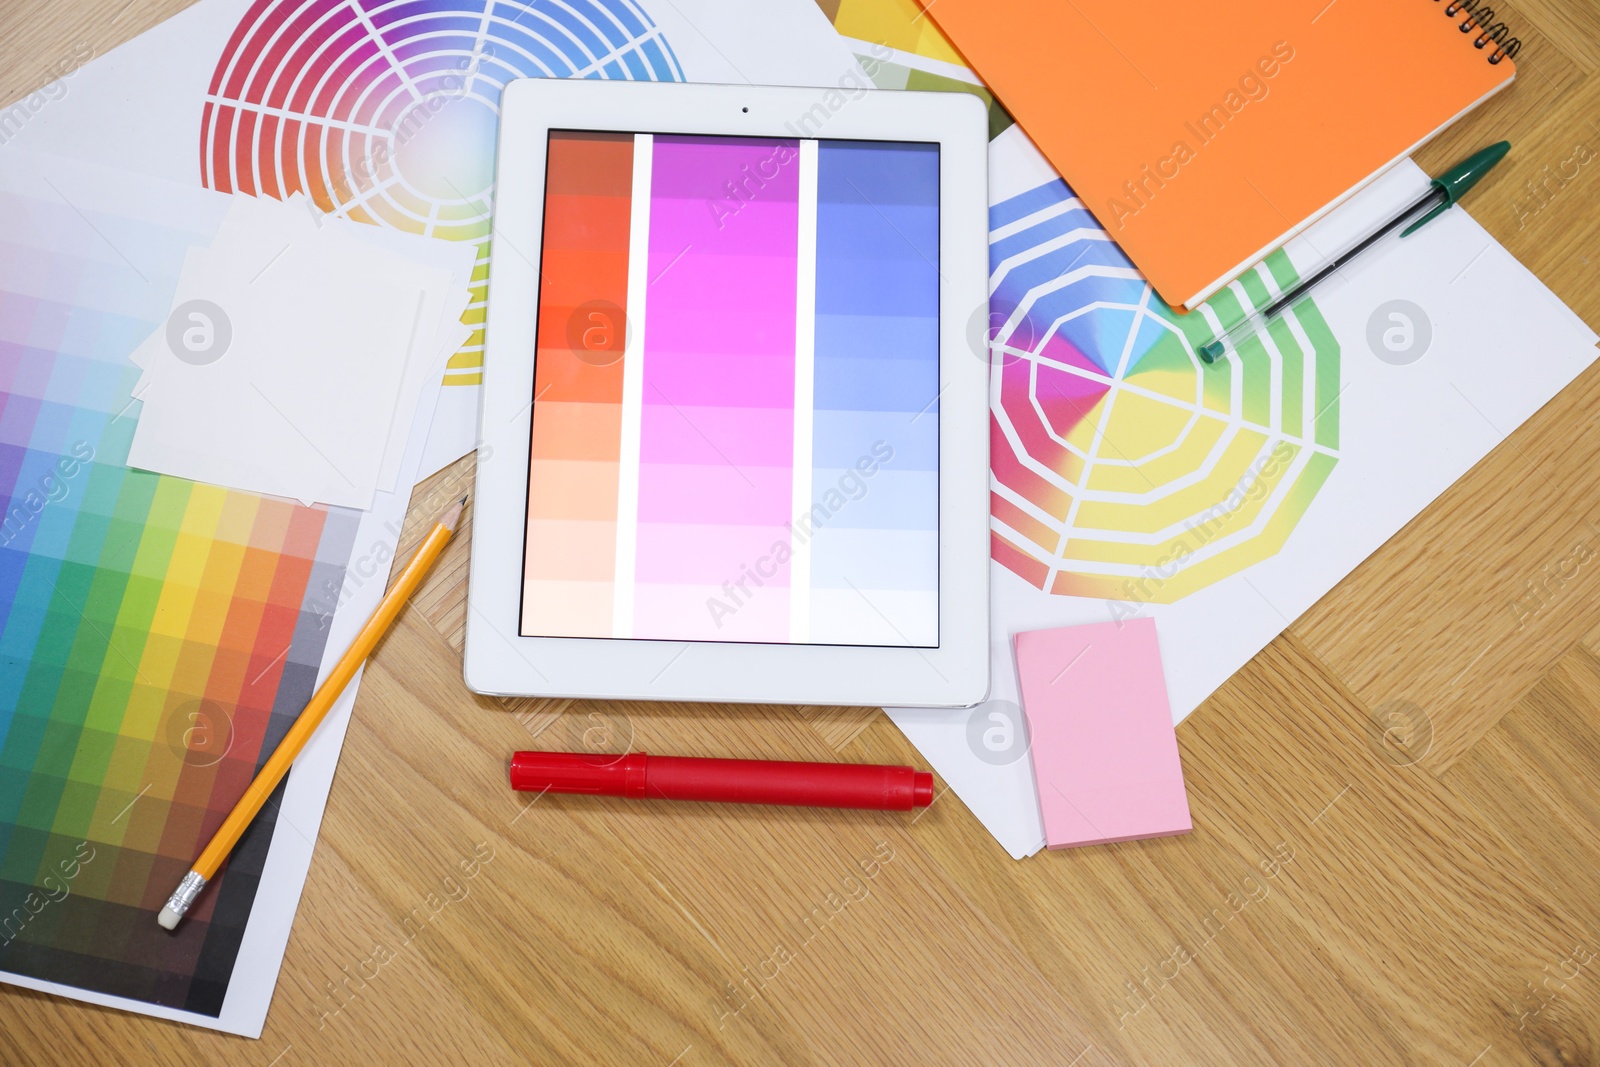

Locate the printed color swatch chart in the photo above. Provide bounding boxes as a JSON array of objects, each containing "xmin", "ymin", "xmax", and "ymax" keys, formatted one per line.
[
  {"xmin": 0, "ymin": 160, "xmax": 355, "ymax": 1016},
  {"xmin": 522, "ymin": 132, "xmax": 939, "ymax": 646},
  {"xmin": 201, "ymin": 0, "xmax": 688, "ymax": 389}
]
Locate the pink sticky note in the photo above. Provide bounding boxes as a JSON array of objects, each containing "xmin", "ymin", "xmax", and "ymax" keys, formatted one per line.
[{"xmin": 1015, "ymin": 617, "xmax": 1192, "ymax": 849}]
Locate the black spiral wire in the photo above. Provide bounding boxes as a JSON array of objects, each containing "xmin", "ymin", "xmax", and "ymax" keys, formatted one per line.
[{"xmin": 1439, "ymin": 0, "xmax": 1523, "ymax": 64}]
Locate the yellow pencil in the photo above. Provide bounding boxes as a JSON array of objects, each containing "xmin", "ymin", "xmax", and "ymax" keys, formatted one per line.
[{"xmin": 158, "ymin": 495, "xmax": 466, "ymax": 930}]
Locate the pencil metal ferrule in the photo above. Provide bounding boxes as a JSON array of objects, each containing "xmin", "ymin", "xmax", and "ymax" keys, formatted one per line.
[{"xmin": 164, "ymin": 870, "xmax": 207, "ymax": 920}]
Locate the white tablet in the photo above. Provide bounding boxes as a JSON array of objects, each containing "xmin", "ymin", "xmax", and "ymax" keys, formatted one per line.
[{"xmin": 466, "ymin": 78, "xmax": 989, "ymax": 707}]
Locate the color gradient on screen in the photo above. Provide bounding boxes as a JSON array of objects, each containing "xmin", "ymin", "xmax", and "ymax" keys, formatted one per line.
[
  {"xmin": 521, "ymin": 132, "xmax": 939, "ymax": 646},
  {"xmin": 523, "ymin": 132, "xmax": 632, "ymax": 637},
  {"xmin": 809, "ymin": 141, "xmax": 939, "ymax": 644},
  {"xmin": 0, "ymin": 180, "xmax": 354, "ymax": 1014},
  {"xmin": 634, "ymin": 135, "xmax": 801, "ymax": 642}
]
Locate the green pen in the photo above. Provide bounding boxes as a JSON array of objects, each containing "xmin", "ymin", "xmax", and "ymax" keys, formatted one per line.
[{"xmin": 1197, "ymin": 141, "xmax": 1511, "ymax": 364}]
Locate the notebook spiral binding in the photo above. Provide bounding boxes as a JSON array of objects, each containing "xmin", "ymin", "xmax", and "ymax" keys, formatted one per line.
[{"xmin": 1437, "ymin": 0, "xmax": 1522, "ymax": 64}]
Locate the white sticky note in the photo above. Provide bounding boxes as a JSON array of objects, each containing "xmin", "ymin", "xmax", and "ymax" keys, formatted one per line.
[
  {"xmin": 127, "ymin": 193, "xmax": 476, "ymax": 508},
  {"xmin": 129, "ymin": 210, "xmax": 417, "ymax": 507}
]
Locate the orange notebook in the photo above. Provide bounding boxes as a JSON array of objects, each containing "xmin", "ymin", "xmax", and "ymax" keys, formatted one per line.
[{"xmin": 921, "ymin": 0, "xmax": 1518, "ymax": 309}]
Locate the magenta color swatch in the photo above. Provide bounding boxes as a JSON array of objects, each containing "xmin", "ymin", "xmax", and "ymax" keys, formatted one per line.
[
  {"xmin": 1015, "ymin": 618, "xmax": 1192, "ymax": 849},
  {"xmin": 633, "ymin": 135, "xmax": 801, "ymax": 640},
  {"xmin": 638, "ymin": 405, "xmax": 794, "ymax": 466}
]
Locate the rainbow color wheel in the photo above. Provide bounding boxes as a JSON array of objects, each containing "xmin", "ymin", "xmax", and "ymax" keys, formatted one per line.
[
  {"xmin": 988, "ymin": 181, "xmax": 1341, "ymax": 604},
  {"xmin": 200, "ymin": 0, "xmax": 685, "ymax": 386}
]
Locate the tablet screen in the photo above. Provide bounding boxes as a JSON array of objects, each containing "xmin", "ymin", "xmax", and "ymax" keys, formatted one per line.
[{"xmin": 521, "ymin": 131, "xmax": 939, "ymax": 647}]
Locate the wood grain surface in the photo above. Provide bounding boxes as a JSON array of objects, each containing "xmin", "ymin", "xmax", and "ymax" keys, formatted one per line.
[{"xmin": 4, "ymin": 2, "xmax": 1600, "ymax": 1063}]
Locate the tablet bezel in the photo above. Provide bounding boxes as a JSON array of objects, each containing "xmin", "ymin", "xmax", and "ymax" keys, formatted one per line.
[{"xmin": 467, "ymin": 78, "xmax": 989, "ymax": 707}]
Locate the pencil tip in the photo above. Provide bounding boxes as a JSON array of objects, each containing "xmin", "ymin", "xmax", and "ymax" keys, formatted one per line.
[{"xmin": 441, "ymin": 495, "xmax": 467, "ymax": 532}]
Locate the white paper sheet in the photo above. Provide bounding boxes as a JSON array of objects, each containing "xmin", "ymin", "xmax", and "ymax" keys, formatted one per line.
[
  {"xmin": 126, "ymin": 194, "xmax": 473, "ymax": 509},
  {"xmin": 887, "ymin": 128, "xmax": 1599, "ymax": 859},
  {"xmin": 129, "ymin": 235, "xmax": 417, "ymax": 508}
]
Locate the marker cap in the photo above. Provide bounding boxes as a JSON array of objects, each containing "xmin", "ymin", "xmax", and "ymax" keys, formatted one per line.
[{"xmin": 509, "ymin": 751, "xmax": 647, "ymax": 796}]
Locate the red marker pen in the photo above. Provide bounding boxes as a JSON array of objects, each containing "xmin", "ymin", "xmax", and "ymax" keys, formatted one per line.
[{"xmin": 509, "ymin": 751, "xmax": 934, "ymax": 811}]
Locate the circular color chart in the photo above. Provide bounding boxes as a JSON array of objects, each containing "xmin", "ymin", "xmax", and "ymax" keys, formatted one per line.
[
  {"xmin": 987, "ymin": 182, "xmax": 1341, "ymax": 605},
  {"xmin": 200, "ymin": 0, "xmax": 684, "ymax": 385}
]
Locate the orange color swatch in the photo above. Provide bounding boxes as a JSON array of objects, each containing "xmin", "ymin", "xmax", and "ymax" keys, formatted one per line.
[{"xmin": 522, "ymin": 130, "xmax": 633, "ymax": 635}]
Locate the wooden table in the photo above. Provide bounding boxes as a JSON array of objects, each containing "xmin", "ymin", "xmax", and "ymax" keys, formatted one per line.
[{"xmin": 6, "ymin": 1, "xmax": 1600, "ymax": 1063}]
